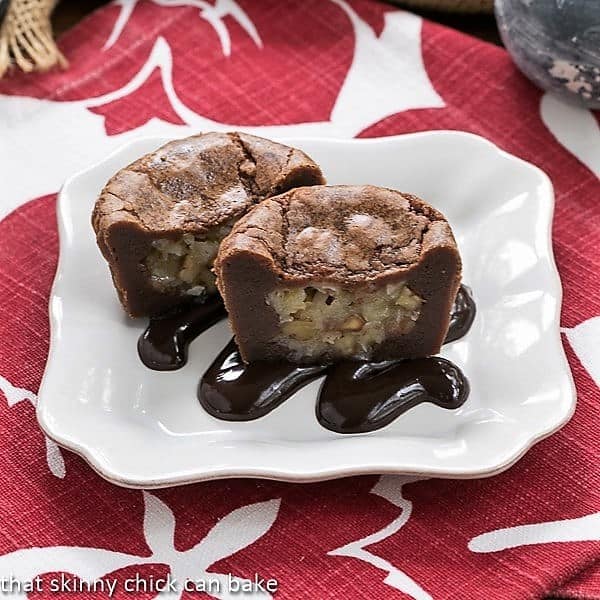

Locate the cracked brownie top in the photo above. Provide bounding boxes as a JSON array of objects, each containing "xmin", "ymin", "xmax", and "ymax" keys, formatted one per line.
[
  {"xmin": 91, "ymin": 132, "xmax": 324, "ymax": 317},
  {"xmin": 217, "ymin": 185, "xmax": 458, "ymax": 283},
  {"xmin": 92, "ymin": 132, "xmax": 324, "ymax": 236}
]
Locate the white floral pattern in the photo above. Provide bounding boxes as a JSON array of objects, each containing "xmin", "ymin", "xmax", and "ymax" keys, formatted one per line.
[
  {"xmin": 540, "ymin": 93, "xmax": 600, "ymax": 177},
  {"xmin": 0, "ymin": 491, "xmax": 281, "ymax": 599},
  {"xmin": 105, "ymin": 0, "xmax": 262, "ymax": 55},
  {"xmin": 562, "ymin": 317, "xmax": 600, "ymax": 388},
  {"xmin": 0, "ymin": 374, "xmax": 65, "ymax": 479},
  {"xmin": 469, "ymin": 512, "xmax": 600, "ymax": 553},
  {"xmin": 329, "ymin": 476, "xmax": 431, "ymax": 600}
]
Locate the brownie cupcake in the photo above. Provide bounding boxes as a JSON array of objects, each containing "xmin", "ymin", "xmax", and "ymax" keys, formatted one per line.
[
  {"xmin": 92, "ymin": 132, "xmax": 325, "ymax": 317},
  {"xmin": 215, "ymin": 185, "xmax": 462, "ymax": 363}
]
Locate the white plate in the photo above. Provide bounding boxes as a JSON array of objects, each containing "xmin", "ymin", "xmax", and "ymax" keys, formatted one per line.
[{"xmin": 37, "ymin": 132, "xmax": 576, "ymax": 488}]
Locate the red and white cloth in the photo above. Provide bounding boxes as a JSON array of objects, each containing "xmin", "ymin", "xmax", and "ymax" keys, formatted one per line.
[{"xmin": 0, "ymin": 1, "xmax": 599, "ymax": 598}]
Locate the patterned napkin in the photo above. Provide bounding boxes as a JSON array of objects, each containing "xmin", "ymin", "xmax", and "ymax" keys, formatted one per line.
[{"xmin": 0, "ymin": 1, "xmax": 599, "ymax": 598}]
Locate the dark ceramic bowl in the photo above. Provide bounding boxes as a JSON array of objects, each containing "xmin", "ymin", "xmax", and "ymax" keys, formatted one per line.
[{"xmin": 495, "ymin": 0, "xmax": 600, "ymax": 109}]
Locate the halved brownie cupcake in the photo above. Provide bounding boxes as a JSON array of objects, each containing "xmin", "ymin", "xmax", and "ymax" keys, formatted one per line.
[
  {"xmin": 215, "ymin": 185, "xmax": 462, "ymax": 363},
  {"xmin": 92, "ymin": 132, "xmax": 324, "ymax": 317}
]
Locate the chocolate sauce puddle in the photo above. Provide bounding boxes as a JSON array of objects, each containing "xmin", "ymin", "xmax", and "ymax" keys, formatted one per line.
[
  {"xmin": 138, "ymin": 297, "xmax": 226, "ymax": 371},
  {"xmin": 445, "ymin": 284, "xmax": 476, "ymax": 343},
  {"xmin": 199, "ymin": 340, "xmax": 328, "ymax": 421},
  {"xmin": 139, "ymin": 284, "xmax": 476, "ymax": 433},
  {"xmin": 316, "ymin": 358, "xmax": 469, "ymax": 434}
]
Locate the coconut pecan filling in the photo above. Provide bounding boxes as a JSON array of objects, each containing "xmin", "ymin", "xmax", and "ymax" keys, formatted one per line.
[
  {"xmin": 267, "ymin": 282, "xmax": 423, "ymax": 359},
  {"xmin": 145, "ymin": 225, "xmax": 232, "ymax": 297}
]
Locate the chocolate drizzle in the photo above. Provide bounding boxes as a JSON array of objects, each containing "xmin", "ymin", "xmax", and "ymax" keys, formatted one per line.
[
  {"xmin": 316, "ymin": 358, "xmax": 469, "ymax": 434},
  {"xmin": 199, "ymin": 340, "xmax": 328, "ymax": 421},
  {"xmin": 199, "ymin": 349, "xmax": 469, "ymax": 433},
  {"xmin": 445, "ymin": 284, "xmax": 476, "ymax": 343},
  {"xmin": 138, "ymin": 297, "xmax": 226, "ymax": 370},
  {"xmin": 138, "ymin": 284, "xmax": 476, "ymax": 433}
]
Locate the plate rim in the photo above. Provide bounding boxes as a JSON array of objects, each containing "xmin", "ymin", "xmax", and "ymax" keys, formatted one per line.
[{"xmin": 37, "ymin": 130, "xmax": 577, "ymax": 489}]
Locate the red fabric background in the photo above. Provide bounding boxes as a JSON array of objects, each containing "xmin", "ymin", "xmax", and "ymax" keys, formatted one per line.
[{"xmin": 0, "ymin": 1, "xmax": 598, "ymax": 598}]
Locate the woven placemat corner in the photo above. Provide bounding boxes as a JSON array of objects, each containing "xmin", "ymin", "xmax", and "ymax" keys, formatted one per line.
[{"xmin": 0, "ymin": 0, "xmax": 66, "ymax": 77}]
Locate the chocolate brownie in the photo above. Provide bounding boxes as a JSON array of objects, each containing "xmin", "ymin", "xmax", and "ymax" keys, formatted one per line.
[
  {"xmin": 215, "ymin": 185, "xmax": 462, "ymax": 363},
  {"xmin": 92, "ymin": 132, "xmax": 324, "ymax": 317}
]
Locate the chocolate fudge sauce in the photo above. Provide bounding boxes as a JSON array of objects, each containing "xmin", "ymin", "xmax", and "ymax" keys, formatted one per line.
[
  {"xmin": 199, "ymin": 340, "xmax": 328, "ymax": 421},
  {"xmin": 316, "ymin": 358, "xmax": 469, "ymax": 434},
  {"xmin": 138, "ymin": 297, "xmax": 226, "ymax": 370},
  {"xmin": 139, "ymin": 285, "xmax": 476, "ymax": 433},
  {"xmin": 445, "ymin": 285, "xmax": 476, "ymax": 343}
]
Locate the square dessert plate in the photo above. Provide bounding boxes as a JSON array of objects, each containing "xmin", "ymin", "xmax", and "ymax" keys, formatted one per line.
[{"xmin": 37, "ymin": 132, "xmax": 576, "ymax": 488}]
